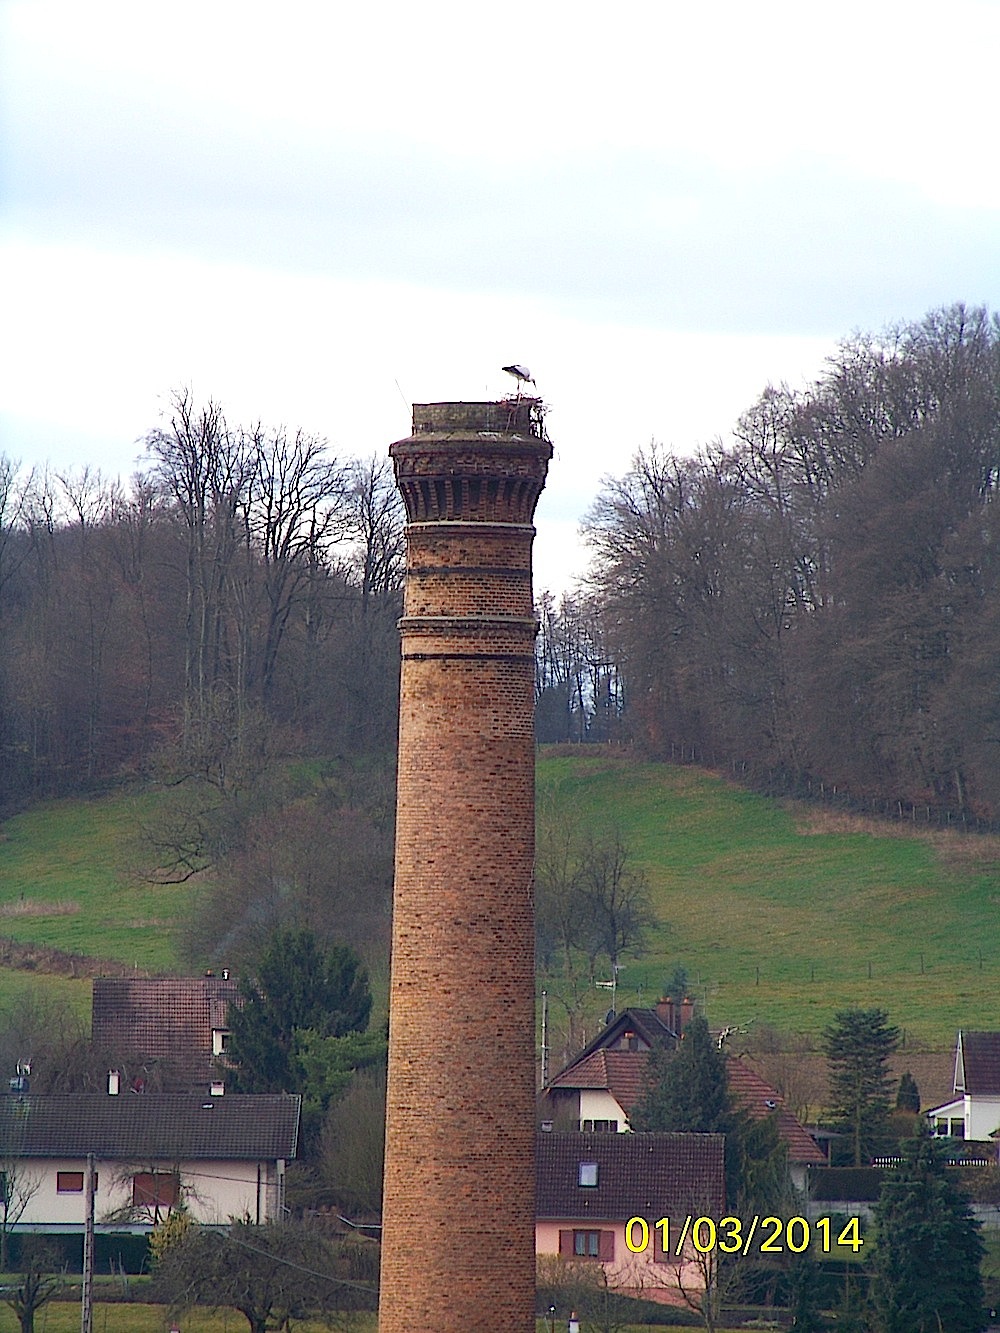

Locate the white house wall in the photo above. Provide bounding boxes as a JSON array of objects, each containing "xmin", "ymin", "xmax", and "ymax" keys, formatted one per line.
[
  {"xmin": 928, "ymin": 1096, "xmax": 966, "ymax": 1136},
  {"xmin": 578, "ymin": 1090, "xmax": 628, "ymax": 1130},
  {"xmin": 14, "ymin": 1159, "xmax": 284, "ymax": 1230},
  {"xmin": 967, "ymin": 1097, "xmax": 1000, "ymax": 1141},
  {"xmin": 927, "ymin": 1095, "xmax": 1000, "ymax": 1141}
]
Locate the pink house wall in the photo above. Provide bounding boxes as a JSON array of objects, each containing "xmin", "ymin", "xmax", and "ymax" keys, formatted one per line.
[{"xmin": 535, "ymin": 1218, "xmax": 708, "ymax": 1306}]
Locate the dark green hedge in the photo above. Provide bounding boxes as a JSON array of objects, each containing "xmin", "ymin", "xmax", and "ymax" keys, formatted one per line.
[{"xmin": 809, "ymin": 1167, "xmax": 884, "ymax": 1201}]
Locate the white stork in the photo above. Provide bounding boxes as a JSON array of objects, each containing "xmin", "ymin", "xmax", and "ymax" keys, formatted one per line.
[{"xmin": 502, "ymin": 364, "xmax": 535, "ymax": 390}]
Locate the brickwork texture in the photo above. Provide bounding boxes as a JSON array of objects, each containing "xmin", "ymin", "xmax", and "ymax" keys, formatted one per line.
[{"xmin": 379, "ymin": 402, "xmax": 551, "ymax": 1332}]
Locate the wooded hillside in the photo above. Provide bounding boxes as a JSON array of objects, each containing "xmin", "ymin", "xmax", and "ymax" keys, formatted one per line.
[
  {"xmin": 541, "ymin": 303, "xmax": 1000, "ymax": 822},
  {"xmin": 0, "ymin": 389, "xmax": 404, "ymax": 813},
  {"xmin": 7, "ymin": 305, "xmax": 1000, "ymax": 828}
]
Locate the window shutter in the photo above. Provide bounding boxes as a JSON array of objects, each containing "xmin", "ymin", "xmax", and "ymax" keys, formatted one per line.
[
  {"xmin": 599, "ymin": 1230, "xmax": 615, "ymax": 1261},
  {"xmin": 559, "ymin": 1229, "xmax": 574, "ymax": 1257},
  {"xmin": 133, "ymin": 1171, "xmax": 179, "ymax": 1208},
  {"xmin": 133, "ymin": 1173, "xmax": 154, "ymax": 1206},
  {"xmin": 653, "ymin": 1222, "xmax": 668, "ymax": 1263}
]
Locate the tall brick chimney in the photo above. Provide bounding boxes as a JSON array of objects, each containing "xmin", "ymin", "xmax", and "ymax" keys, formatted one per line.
[{"xmin": 379, "ymin": 399, "xmax": 552, "ymax": 1332}]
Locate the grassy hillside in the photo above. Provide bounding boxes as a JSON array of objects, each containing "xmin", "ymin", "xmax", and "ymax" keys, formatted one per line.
[
  {"xmin": 0, "ymin": 787, "xmax": 197, "ymax": 999},
  {"xmin": 1, "ymin": 754, "xmax": 998, "ymax": 1050},
  {"xmin": 537, "ymin": 751, "xmax": 1000, "ymax": 1048}
]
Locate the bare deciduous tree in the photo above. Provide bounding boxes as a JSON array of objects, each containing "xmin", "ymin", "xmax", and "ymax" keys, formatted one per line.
[
  {"xmin": 536, "ymin": 802, "xmax": 657, "ymax": 1062},
  {"xmin": 4, "ymin": 1237, "xmax": 67, "ymax": 1333}
]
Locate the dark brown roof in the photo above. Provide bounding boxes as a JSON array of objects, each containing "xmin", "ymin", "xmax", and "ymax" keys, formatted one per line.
[
  {"xmin": 957, "ymin": 1032, "xmax": 1000, "ymax": 1096},
  {"xmin": 92, "ymin": 977, "xmax": 240, "ymax": 1091},
  {"xmin": 619, "ymin": 1007, "xmax": 681, "ymax": 1046},
  {"xmin": 536, "ymin": 1131, "xmax": 725, "ymax": 1219},
  {"xmin": 0, "ymin": 1095, "xmax": 299, "ymax": 1160},
  {"xmin": 563, "ymin": 1008, "xmax": 679, "ymax": 1067}
]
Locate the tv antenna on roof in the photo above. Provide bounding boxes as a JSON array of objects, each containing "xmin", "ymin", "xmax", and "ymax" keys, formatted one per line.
[{"xmin": 596, "ymin": 963, "xmax": 623, "ymax": 1020}]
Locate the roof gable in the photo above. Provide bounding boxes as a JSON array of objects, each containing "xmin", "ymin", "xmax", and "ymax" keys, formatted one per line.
[
  {"xmin": 0, "ymin": 1095, "xmax": 299, "ymax": 1161},
  {"xmin": 956, "ymin": 1032, "xmax": 1000, "ymax": 1096},
  {"xmin": 536, "ymin": 1131, "xmax": 725, "ymax": 1219},
  {"xmin": 546, "ymin": 1008, "xmax": 678, "ymax": 1089}
]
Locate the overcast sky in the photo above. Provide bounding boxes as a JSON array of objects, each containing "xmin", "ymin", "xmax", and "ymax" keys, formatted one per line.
[{"xmin": 3, "ymin": 1, "xmax": 999, "ymax": 593}]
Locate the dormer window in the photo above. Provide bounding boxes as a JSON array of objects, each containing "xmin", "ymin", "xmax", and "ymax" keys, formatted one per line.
[
  {"xmin": 578, "ymin": 1161, "xmax": 598, "ymax": 1187},
  {"xmin": 212, "ymin": 1029, "xmax": 230, "ymax": 1056}
]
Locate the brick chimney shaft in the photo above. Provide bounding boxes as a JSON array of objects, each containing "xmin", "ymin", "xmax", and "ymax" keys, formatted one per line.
[{"xmin": 379, "ymin": 401, "xmax": 552, "ymax": 1332}]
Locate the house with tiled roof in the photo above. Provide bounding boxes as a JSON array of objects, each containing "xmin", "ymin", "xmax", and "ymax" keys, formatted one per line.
[
  {"xmin": 927, "ymin": 1031, "xmax": 1000, "ymax": 1142},
  {"xmin": 536, "ymin": 1130, "xmax": 725, "ymax": 1304},
  {"xmin": 541, "ymin": 1003, "xmax": 824, "ymax": 1189},
  {"xmin": 543, "ymin": 1001, "xmax": 686, "ymax": 1132},
  {"xmin": 0, "ymin": 1093, "xmax": 299, "ymax": 1235},
  {"xmin": 92, "ymin": 975, "xmax": 239, "ymax": 1095},
  {"xmin": 724, "ymin": 1060, "xmax": 826, "ymax": 1182}
]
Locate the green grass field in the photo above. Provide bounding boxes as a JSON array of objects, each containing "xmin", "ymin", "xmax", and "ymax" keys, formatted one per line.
[
  {"xmin": 0, "ymin": 1303, "xmax": 378, "ymax": 1332},
  {"xmin": 1, "ymin": 752, "xmax": 999, "ymax": 1048},
  {"xmin": 0, "ymin": 789, "xmax": 197, "ymax": 976},
  {"xmin": 0, "ymin": 1310, "xmax": 741, "ymax": 1333},
  {"xmin": 537, "ymin": 751, "xmax": 1000, "ymax": 1046}
]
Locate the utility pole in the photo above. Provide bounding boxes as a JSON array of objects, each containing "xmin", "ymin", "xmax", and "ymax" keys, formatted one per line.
[
  {"xmin": 81, "ymin": 1151, "xmax": 94, "ymax": 1333},
  {"xmin": 541, "ymin": 988, "xmax": 549, "ymax": 1088}
]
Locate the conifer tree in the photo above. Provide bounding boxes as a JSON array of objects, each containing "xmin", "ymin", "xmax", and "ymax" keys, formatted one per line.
[
  {"xmin": 631, "ymin": 1014, "xmax": 788, "ymax": 1210},
  {"xmin": 226, "ymin": 928, "xmax": 372, "ymax": 1095},
  {"xmin": 822, "ymin": 1008, "xmax": 899, "ymax": 1165},
  {"xmin": 870, "ymin": 1127, "xmax": 985, "ymax": 1333},
  {"xmin": 631, "ymin": 1014, "xmax": 730, "ymax": 1135},
  {"xmin": 895, "ymin": 1070, "xmax": 920, "ymax": 1113}
]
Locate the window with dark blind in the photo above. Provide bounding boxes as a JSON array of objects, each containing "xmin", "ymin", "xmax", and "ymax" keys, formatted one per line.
[{"xmin": 132, "ymin": 1171, "xmax": 179, "ymax": 1208}]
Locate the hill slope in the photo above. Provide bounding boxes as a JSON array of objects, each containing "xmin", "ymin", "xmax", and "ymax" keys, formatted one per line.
[
  {"xmin": 0, "ymin": 788, "xmax": 196, "ymax": 994},
  {"xmin": 1, "ymin": 756, "xmax": 997, "ymax": 1052},
  {"xmin": 537, "ymin": 751, "xmax": 1000, "ymax": 1048}
]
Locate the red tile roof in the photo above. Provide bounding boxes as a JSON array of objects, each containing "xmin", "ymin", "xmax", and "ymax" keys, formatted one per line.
[
  {"xmin": 549, "ymin": 1049, "xmax": 651, "ymax": 1113},
  {"xmin": 92, "ymin": 977, "xmax": 240, "ymax": 1092},
  {"xmin": 536, "ymin": 1131, "xmax": 725, "ymax": 1219},
  {"xmin": 547, "ymin": 1040, "xmax": 823, "ymax": 1165},
  {"xmin": 603, "ymin": 1051, "xmax": 650, "ymax": 1111},
  {"xmin": 725, "ymin": 1060, "xmax": 826, "ymax": 1165},
  {"xmin": 549, "ymin": 1050, "xmax": 612, "ymax": 1091}
]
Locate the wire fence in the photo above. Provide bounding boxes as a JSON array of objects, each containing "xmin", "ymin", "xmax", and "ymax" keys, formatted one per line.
[{"xmin": 657, "ymin": 742, "xmax": 1000, "ymax": 838}]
